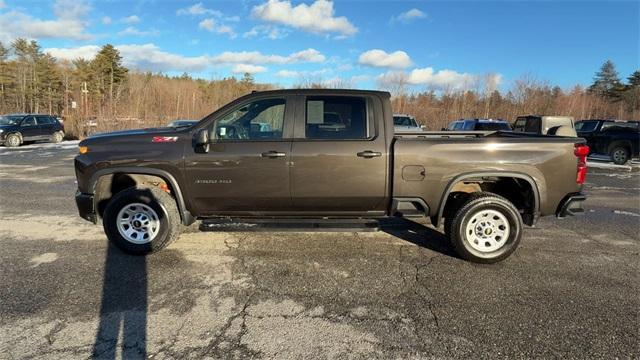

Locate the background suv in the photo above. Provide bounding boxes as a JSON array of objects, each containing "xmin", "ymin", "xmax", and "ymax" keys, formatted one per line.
[
  {"xmin": 0, "ymin": 114, "xmax": 65, "ymax": 147},
  {"xmin": 576, "ymin": 119, "xmax": 640, "ymax": 164},
  {"xmin": 446, "ymin": 118, "xmax": 511, "ymax": 131}
]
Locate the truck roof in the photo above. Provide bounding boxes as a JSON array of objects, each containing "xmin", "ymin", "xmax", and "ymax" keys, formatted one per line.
[{"xmin": 249, "ymin": 88, "xmax": 391, "ymax": 97}]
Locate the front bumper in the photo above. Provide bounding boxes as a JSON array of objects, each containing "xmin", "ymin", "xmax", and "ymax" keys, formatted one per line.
[
  {"xmin": 556, "ymin": 193, "xmax": 586, "ymax": 218},
  {"xmin": 75, "ymin": 190, "xmax": 97, "ymax": 223}
]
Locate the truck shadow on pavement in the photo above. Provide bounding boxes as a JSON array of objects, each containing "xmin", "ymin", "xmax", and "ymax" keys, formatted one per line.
[
  {"xmin": 380, "ymin": 218, "xmax": 458, "ymax": 258},
  {"xmin": 92, "ymin": 242, "xmax": 147, "ymax": 359}
]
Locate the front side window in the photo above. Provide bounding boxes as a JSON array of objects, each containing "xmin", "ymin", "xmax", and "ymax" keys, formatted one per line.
[
  {"xmin": 21, "ymin": 117, "xmax": 36, "ymax": 126},
  {"xmin": 305, "ymin": 96, "xmax": 367, "ymax": 139},
  {"xmin": 575, "ymin": 120, "xmax": 599, "ymax": 132},
  {"xmin": 213, "ymin": 98, "xmax": 285, "ymax": 140}
]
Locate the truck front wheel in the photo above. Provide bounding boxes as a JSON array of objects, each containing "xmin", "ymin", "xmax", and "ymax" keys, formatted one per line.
[
  {"xmin": 103, "ymin": 187, "xmax": 182, "ymax": 255},
  {"xmin": 446, "ymin": 192, "xmax": 522, "ymax": 263}
]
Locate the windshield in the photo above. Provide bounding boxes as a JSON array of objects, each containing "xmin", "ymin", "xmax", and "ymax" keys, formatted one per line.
[
  {"xmin": 393, "ymin": 116, "xmax": 417, "ymax": 127},
  {"xmin": 575, "ymin": 121, "xmax": 599, "ymax": 132},
  {"xmin": 476, "ymin": 122, "xmax": 511, "ymax": 131},
  {"xmin": 0, "ymin": 116, "xmax": 22, "ymax": 125}
]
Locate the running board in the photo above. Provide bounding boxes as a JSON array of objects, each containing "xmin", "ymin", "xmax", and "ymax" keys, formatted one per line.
[{"xmin": 200, "ymin": 218, "xmax": 380, "ymax": 232}]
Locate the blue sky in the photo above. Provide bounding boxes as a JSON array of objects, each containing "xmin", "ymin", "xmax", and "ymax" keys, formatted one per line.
[{"xmin": 1, "ymin": 0, "xmax": 638, "ymax": 92}]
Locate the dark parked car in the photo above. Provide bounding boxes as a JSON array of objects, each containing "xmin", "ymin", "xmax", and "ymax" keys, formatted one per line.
[
  {"xmin": 576, "ymin": 119, "xmax": 640, "ymax": 164},
  {"xmin": 0, "ymin": 114, "xmax": 65, "ymax": 147},
  {"xmin": 446, "ymin": 119, "xmax": 511, "ymax": 131},
  {"xmin": 74, "ymin": 89, "xmax": 588, "ymax": 264}
]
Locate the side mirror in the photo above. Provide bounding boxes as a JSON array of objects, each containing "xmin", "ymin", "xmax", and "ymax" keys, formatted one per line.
[
  {"xmin": 420, "ymin": 125, "xmax": 427, "ymax": 130},
  {"xmin": 440, "ymin": 127, "xmax": 447, "ymax": 131},
  {"xmin": 194, "ymin": 128, "xmax": 209, "ymax": 153}
]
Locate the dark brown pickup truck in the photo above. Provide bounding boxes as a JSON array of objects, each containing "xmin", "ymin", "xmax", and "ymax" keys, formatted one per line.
[{"xmin": 74, "ymin": 89, "xmax": 588, "ymax": 263}]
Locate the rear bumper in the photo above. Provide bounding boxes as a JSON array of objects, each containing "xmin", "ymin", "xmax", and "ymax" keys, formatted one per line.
[
  {"xmin": 556, "ymin": 193, "xmax": 586, "ymax": 218},
  {"xmin": 75, "ymin": 190, "xmax": 97, "ymax": 223}
]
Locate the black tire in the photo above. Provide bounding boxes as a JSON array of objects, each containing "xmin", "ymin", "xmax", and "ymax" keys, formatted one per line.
[
  {"xmin": 447, "ymin": 192, "xmax": 522, "ymax": 264},
  {"xmin": 103, "ymin": 187, "xmax": 182, "ymax": 255},
  {"xmin": 5, "ymin": 133, "xmax": 21, "ymax": 147},
  {"xmin": 51, "ymin": 131, "xmax": 64, "ymax": 143},
  {"xmin": 609, "ymin": 146, "xmax": 629, "ymax": 165}
]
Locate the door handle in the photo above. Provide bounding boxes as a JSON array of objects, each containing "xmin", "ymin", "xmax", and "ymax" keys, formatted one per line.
[
  {"xmin": 357, "ymin": 150, "xmax": 382, "ymax": 158},
  {"xmin": 261, "ymin": 151, "xmax": 286, "ymax": 158}
]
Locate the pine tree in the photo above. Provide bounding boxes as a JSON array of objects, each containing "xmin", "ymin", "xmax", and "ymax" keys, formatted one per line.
[
  {"xmin": 90, "ymin": 44, "xmax": 128, "ymax": 116},
  {"xmin": 0, "ymin": 42, "xmax": 9, "ymax": 110},
  {"xmin": 589, "ymin": 60, "xmax": 622, "ymax": 99}
]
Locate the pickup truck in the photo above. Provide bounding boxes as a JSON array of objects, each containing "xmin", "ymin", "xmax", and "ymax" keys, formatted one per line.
[
  {"xmin": 576, "ymin": 119, "xmax": 640, "ymax": 165},
  {"xmin": 74, "ymin": 89, "xmax": 588, "ymax": 263}
]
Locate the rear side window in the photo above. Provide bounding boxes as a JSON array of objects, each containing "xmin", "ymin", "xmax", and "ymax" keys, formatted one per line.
[
  {"xmin": 476, "ymin": 122, "xmax": 510, "ymax": 131},
  {"xmin": 305, "ymin": 96, "xmax": 367, "ymax": 139},
  {"xmin": 36, "ymin": 116, "xmax": 54, "ymax": 125},
  {"xmin": 601, "ymin": 122, "xmax": 639, "ymax": 132}
]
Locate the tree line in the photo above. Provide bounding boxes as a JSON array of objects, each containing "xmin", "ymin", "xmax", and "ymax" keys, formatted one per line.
[{"xmin": 0, "ymin": 38, "xmax": 637, "ymax": 138}]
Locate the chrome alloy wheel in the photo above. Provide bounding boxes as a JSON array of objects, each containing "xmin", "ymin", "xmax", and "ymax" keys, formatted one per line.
[
  {"xmin": 464, "ymin": 209, "xmax": 510, "ymax": 253},
  {"xmin": 116, "ymin": 203, "xmax": 160, "ymax": 244}
]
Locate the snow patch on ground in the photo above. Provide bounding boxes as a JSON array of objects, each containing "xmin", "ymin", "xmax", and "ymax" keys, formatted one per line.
[
  {"xmin": 613, "ymin": 210, "xmax": 640, "ymax": 217},
  {"xmin": 0, "ymin": 140, "xmax": 79, "ymax": 153}
]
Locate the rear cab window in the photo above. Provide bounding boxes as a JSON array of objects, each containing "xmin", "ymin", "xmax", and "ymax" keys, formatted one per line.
[{"xmin": 304, "ymin": 96, "xmax": 369, "ymax": 140}]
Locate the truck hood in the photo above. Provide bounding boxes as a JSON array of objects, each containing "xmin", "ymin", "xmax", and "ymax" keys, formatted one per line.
[{"xmin": 86, "ymin": 127, "xmax": 179, "ymax": 139}]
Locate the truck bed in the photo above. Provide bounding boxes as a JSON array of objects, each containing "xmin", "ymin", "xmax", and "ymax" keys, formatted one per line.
[{"xmin": 391, "ymin": 132, "xmax": 585, "ymax": 221}]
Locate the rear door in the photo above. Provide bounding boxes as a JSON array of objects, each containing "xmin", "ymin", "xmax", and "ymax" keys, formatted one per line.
[
  {"xmin": 19, "ymin": 116, "xmax": 40, "ymax": 140},
  {"xmin": 290, "ymin": 94, "xmax": 388, "ymax": 214},
  {"xmin": 184, "ymin": 95, "xmax": 294, "ymax": 215},
  {"xmin": 36, "ymin": 116, "xmax": 55, "ymax": 137}
]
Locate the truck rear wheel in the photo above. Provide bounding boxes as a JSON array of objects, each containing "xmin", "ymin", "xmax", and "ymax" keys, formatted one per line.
[
  {"xmin": 610, "ymin": 146, "xmax": 629, "ymax": 165},
  {"xmin": 446, "ymin": 192, "xmax": 522, "ymax": 263},
  {"xmin": 103, "ymin": 187, "xmax": 182, "ymax": 255}
]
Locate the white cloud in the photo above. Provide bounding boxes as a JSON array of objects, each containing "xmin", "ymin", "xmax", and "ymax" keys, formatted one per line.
[
  {"xmin": 391, "ymin": 8, "xmax": 426, "ymax": 23},
  {"xmin": 122, "ymin": 15, "xmax": 140, "ymax": 24},
  {"xmin": 0, "ymin": 0, "xmax": 92, "ymax": 42},
  {"xmin": 101, "ymin": 16, "xmax": 112, "ymax": 25},
  {"xmin": 243, "ymin": 25, "xmax": 288, "ymax": 40},
  {"xmin": 45, "ymin": 45, "xmax": 101, "ymax": 61},
  {"xmin": 198, "ymin": 18, "xmax": 236, "ymax": 38},
  {"xmin": 378, "ymin": 67, "xmax": 487, "ymax": 91},
  {"xmin": 232, "ymin": 64, "xmax": 267, "ymax": 74},
  {"xmin": 117, "ymin": 27, "xmax": 159, "ymax": 37},
  {"xmin": 44, "ymin": 44, "xmax": 327, "ymax": 73},
  {"xmin": 53, "ymin": 0, "xmax": 91, "ymax": 20},
  {"xmin": 116, "ymin": 44, "xmax": 211, "ymax": 72},
  {"xmin": 198, "ymin": 18, "xmax": 215, "ymax": 31},
  {"xmin": 251, "ymin": 0, "xmax": 357, "ymax": 36},
  {"xmin": 177, "ymin": 2, "xmax": 222, "ymax": 17},
  {"xmin": 211, "ymin": 48, "xmax": 325, "ymax": 65},
  {"xmin": 275, "ymin": 68, "xmax": 330, "ymax": 78},
  {"xmin": 358, "ymin": 49, "xmax": 412, "ymax": 69}
]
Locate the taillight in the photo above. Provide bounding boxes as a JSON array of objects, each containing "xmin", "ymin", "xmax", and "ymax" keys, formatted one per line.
[{"xmin": 574, "ymin": 144, "xmax": 589, "ymax": 184}]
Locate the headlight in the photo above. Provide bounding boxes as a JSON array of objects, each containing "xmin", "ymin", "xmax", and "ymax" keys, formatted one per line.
[
  {"xmin": 0, "ymin": 129, "xmax": 4, "ymax": 133},
  {"xmin": 79, "ymin": 146, "xmax": 89, "ymax": 154}
]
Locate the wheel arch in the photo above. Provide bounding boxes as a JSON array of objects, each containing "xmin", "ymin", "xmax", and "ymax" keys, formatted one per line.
[
  {"xmin": 435, "ymin": 171, "xmax": 540, "ymax": 227},
  {"xmin": 89, "ymin": 167, "xmax": 195, "ymax": 225}
]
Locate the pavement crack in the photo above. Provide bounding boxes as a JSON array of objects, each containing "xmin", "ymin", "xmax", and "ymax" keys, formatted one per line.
[{"xmin": 44, "ymin": 320, "xmax": 66, "ymax": 345}]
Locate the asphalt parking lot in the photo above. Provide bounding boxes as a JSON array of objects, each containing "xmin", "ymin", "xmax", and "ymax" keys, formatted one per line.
[{"xmin": 0, "ymin": 141, "xmax": 638, "ymax": 359}]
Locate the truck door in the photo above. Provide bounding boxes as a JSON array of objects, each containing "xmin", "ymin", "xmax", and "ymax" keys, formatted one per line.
[
  {"xmin": 290, "ymin": 95, "xmax": 388, "ymax": 214},
  {"xmin": 184, "ymin": 96, "xmax": 294, "ymax": 215}
]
